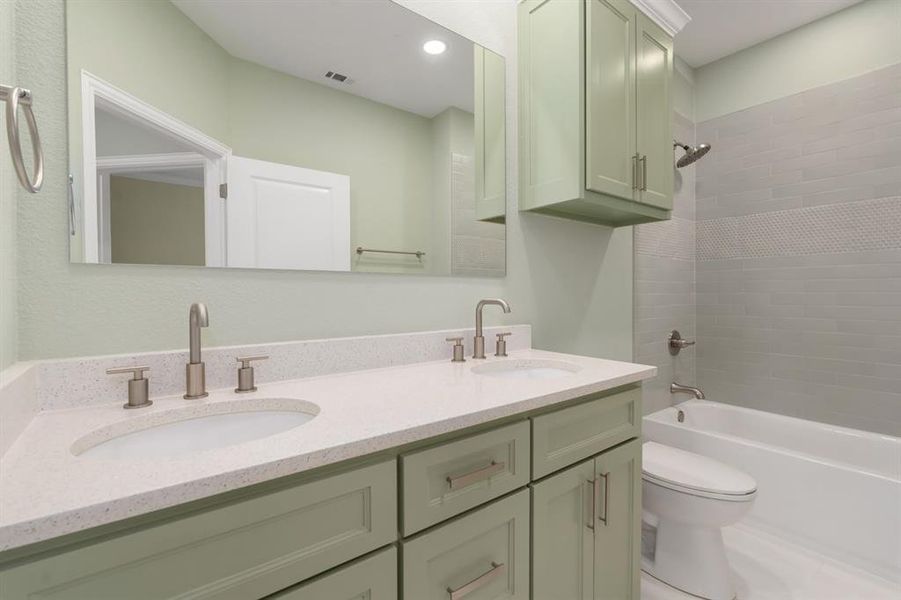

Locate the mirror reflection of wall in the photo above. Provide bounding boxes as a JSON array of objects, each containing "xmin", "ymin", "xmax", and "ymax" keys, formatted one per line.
[
  {"xmin": 109, "ymin": 173, "xmax": 205, "ymax": 267},
  {"xmin": 66, "ymin": 0, "xmax": 506, "ymax": 276}
]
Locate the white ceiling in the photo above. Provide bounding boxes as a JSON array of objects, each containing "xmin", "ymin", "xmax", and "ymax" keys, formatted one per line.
[
  {"xmin": 675, "ymin": 0, "xmax": 863, "ymax": 67},
  {"xmin": 171, "ymin": 0, "xmax": 475, "ymax": 118}
]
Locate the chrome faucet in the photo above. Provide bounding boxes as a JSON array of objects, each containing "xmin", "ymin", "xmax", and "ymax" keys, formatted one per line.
[
  {"xmin": 473, "ymin": 298, "xmax": 511, "ymax": 359},
  {"xmin": 185, "ymin": 302, "xmax": 209, "ymax": 399},
  {"xmin": 671, "ymin": 382, "xmax": 705, "ymax": 400}
]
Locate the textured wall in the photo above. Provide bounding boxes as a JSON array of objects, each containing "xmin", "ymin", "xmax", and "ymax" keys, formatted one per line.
[
  {"xmin": 1, "ymin": 0, "xmax": 17, "ymax": 369},
  {"xmin": 634, "ymin": 110, "xmax": 697, "ymax": 414},
  {"xmin": 13, "ymin": 0, "xmax": 634, "ymax": 364},
  {"xmin": 695, "ymin": 63, "xmax": 901, "ymax": 435}
]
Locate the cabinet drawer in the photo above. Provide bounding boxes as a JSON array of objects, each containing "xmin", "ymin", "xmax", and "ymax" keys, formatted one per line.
[
  {"xmin": 531, "ymin": 388, "xmax": 640, "ymax": 479},
  {"xmin": 269, "ymin": 546, "xmax": 397, "ymax": 600},
  {"xmin": 401, "ymin": 421, "xmax": 530, "ymax": 535},
  {"xmin": 402, "ymin": 490, "xmax": 530, "ymax": 600},
  {"xmin": 1, "ymin": 460, "xmax": 397, "ymax": 600}
]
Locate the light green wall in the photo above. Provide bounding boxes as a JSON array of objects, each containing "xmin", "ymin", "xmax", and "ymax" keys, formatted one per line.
[
  {"xmin": 695, "ymin": 0, "xmax": 901, "ymax": 121},
  {"xmin": 14, "ymin": 0, "xmax": 633, "ymax": 365},
  {"xmin": 225, "ymin": 59, "xmax": 434, "ymax": 275},
  {"xmin": 109, "ymin": 176, "xmax": 205, "ymax": 266},
  {"xmin": 1, "ymin": 0, "xmax": 17, "ymax": 369}
]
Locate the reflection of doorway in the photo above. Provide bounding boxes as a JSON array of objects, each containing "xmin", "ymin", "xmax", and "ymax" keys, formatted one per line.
[
  {"xmin": 79, "ymin": 72, "xmax": 230, "ymax": 265},
  {"xmin": 96, "ymin": 154, "xmax": 206, "ymax": 265}
]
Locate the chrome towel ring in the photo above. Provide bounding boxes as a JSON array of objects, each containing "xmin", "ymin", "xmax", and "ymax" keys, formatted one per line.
[{"xmin": 0, "ymin": 84, "xmax": 44, "ymax": 193}]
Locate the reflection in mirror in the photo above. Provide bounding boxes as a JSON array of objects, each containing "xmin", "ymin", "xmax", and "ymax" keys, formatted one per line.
[{"xmin": 66, "ymin": 0, "xmax": 506, "ymax": 276}]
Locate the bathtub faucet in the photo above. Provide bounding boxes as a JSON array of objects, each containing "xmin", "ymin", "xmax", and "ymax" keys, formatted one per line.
[{"xmin": 671, "ymin": 382, "xmax": 706, "ymax": 400}]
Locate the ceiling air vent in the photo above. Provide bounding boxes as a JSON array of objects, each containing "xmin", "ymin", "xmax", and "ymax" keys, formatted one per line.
[{"xmin": 324, "ymin": 71, "xmax": 352, "ymax": 84}]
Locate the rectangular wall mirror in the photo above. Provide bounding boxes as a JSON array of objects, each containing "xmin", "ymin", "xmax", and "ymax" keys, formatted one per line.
[{"xmin": 66, "ymin": 0, "xmax": 506, "ymax": 276}]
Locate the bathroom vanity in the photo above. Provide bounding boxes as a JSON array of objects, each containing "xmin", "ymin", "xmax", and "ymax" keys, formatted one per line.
[{"xmin": 0, "ymin": 332, "xmax": 654, "ymax": 599}]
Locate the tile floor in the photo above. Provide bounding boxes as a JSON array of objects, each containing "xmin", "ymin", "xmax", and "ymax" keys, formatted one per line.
[{"xmin": 641, "ymin": 524, "xmax": 900, "ymax": 600}]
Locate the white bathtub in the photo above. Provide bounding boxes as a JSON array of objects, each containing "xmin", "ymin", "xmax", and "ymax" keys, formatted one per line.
[{"xmin": 643, "ymin": 400, "xmax": 901, "ymax": 583}]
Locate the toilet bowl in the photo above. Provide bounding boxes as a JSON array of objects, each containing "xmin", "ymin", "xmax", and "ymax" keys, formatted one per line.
[{"xmin": 641, "ymin": 442, "xmax": 757, "ymax": 600}]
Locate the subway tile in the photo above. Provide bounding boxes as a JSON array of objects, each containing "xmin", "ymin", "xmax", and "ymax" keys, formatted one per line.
[
  {"xmin": 668, "ymin": 66, "xmax": 899, "ymax": 435},
  {"xmin": 802, "ymin": 153, "xmax": 899, "ymax": 181},
  {"xmin": 802, "ymin": 128, "xmax": 875, "ymax": 154}
]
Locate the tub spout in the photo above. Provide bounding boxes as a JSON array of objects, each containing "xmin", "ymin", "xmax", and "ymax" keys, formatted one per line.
[{"xmin": 671, "ymin": 382, "xmax": 705, "ymax": 400}]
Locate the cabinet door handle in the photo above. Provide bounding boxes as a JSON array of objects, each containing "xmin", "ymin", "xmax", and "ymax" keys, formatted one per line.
[
  {"xmin": 447, "ymin": 561, "xmax": 507, "ymax": 600},
  {"xmin": 631, "ymin": 154, "xmax": 639, "ymax": 190},
  {"xmin": 585, "ymin": 479, "xmax": 596, "ymax": 530},
  {"xmin": 446, "ymin": 460, "xmax": 505, "ymax": 490},
  {"xmin": 639, "ymin": 155, "xmax": 648, "ymax": 191},
  {"xmin": 598, "ymin": 472, "xmax": 609, "ymax": 526}
]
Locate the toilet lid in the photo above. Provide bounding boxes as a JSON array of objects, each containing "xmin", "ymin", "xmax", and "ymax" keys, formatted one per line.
[{"xmin": 642, "ymin": 442, "xmax": 757, "ymax": 497}]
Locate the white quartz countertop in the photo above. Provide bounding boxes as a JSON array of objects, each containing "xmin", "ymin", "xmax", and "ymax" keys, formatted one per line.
[{"xmin": 0, "ymin": 349, "xmax": 655, "ymax": 551}]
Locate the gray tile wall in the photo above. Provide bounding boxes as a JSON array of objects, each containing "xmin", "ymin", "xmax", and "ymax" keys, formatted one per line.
[
  {"xmin": 635, "ymin": 111, "xmax": 697, "ymax": 414},
  {"xmin": 694, "ymin": 63, "xmax": 901, "ymax": 435}
]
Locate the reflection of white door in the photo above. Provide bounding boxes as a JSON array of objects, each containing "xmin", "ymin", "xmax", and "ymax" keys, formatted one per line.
[{"xmin": 226, "ymin": 156, "xmax": 351, "ymax": 271}]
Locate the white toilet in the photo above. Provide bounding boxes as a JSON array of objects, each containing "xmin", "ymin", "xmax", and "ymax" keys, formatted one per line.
[{"xmin": 641, "ymin": 442, "xmax": 757, "ymax": 600}]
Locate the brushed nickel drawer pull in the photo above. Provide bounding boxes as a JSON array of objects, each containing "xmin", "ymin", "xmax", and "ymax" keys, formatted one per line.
[
  {"xmin": 447, "ymin": 561, "xmax": 507, "ymax": 599},
  {"xmin": 599, "ymin": 472, "xmax": 609, "ymax": 525},
  {"xmin": 446, "ymin": 460, "xmax": 506, "ymax": 490}
]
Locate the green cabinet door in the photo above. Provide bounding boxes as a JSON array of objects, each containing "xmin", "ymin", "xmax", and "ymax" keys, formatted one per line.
[
  {"xmin": 531, "ymin": 458, "xmax": 596, "ymax": 600},
  {"xmin": 475, "ymin": 45, "xmax": 507, "ymax": 223},
  {"xmin": 585, "ymin": 0, "xmax": 636, "ymax": 201},
  {"xmin": 635, "ymin": 12, "xmax": 674, "ymax": 210},
  {"xmin": 269, "ymin": 547, "xmax": 397, "ymax": 600},
  {"xmin": 593, "ymin": 439, "xmax": 642, "ymax": 600},
  {"xmin": 518, "ymin": 0, "xmax": 583, "ymax": 210}
]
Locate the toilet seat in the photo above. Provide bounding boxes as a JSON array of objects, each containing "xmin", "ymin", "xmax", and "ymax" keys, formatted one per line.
[{"xmin": 642, "ymin": 442, "xmax": 757, "ymax": 501}]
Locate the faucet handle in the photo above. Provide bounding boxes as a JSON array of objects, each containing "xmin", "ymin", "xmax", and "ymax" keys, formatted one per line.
[
  {"xmin": 235, "ymin": 355, "xmax": 268, "ymax": 393},
  {"xmin": 106, "ymin": 365, "xmax": 152, "ymax": 409},
  {"xmin": 237, "ymin": 355, "xmax": 269, "ymax": 368},
  {"xmin": 445, "ymin": 337, "xmax": 466, "ymax": 363},
  {"xmin": 106, "ymin": 365, "xmax": 150, "ymax": 379},
  {"xmin": 494, "ymin": 332, "xmax": 511, "ymax": 357}
]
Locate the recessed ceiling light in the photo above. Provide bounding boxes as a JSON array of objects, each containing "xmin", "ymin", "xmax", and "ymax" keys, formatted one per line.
[{"xmin": 422, "ymin": 40, "xmax": 447, "ymax": 55}]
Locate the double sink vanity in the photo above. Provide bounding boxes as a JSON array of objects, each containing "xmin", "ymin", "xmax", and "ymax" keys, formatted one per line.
[{"xmin": 0, "ymin": 305, "xmax": 655, "ymax": 599}]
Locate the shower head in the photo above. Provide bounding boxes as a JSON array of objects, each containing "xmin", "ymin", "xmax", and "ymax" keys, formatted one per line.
[{"xmin": 674, "ymin": 141, "xmax": 711, "ymax": 168}]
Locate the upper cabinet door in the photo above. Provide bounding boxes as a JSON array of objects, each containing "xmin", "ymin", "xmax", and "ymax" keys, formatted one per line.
[
  {"xmin": 585, "ymin": 0, "xmax": 636, "ymax": 200},
  {"xmin": 475, "ymin": 46, "xmax": 507, "ymax": 223},
  {"xmin": 519, "ymin": 0, "xmax": 583, "ymax": 208},
  {"xmin": 635, "ymin": 12, "xmax": 674, "ymax": 210},
  {"xmin": 593, "ymin": 439, "xmax": 642, "ymax": 600}
]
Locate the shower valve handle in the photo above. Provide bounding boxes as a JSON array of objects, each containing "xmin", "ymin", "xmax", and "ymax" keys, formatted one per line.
[{"xmin": 668, "ymin": 330, "xmax": 695, "ymax": 355}]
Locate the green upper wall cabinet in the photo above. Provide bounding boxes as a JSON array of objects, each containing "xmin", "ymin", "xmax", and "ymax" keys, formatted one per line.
[
  {"xmin": 475, "ymin": 46, "xmax": 507, "ymax": 224},
  {"xmin": 519, "ymin": 0, "xmax": 674, "ymax": 227}
]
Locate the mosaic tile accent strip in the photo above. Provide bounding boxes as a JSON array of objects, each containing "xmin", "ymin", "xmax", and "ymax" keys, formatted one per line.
[{"xmin": 697, "ymin": 195, "xmax": 901, "ymax": 260}]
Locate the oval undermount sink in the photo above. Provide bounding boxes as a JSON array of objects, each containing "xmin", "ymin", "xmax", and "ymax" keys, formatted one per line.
[
  {"xmin": 470, "ymin": 359, "xmax": 582, "ymax": 380},
  {"xmin": 74, "ymin": 398, "xmax": 319, "ymax": 459}
]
